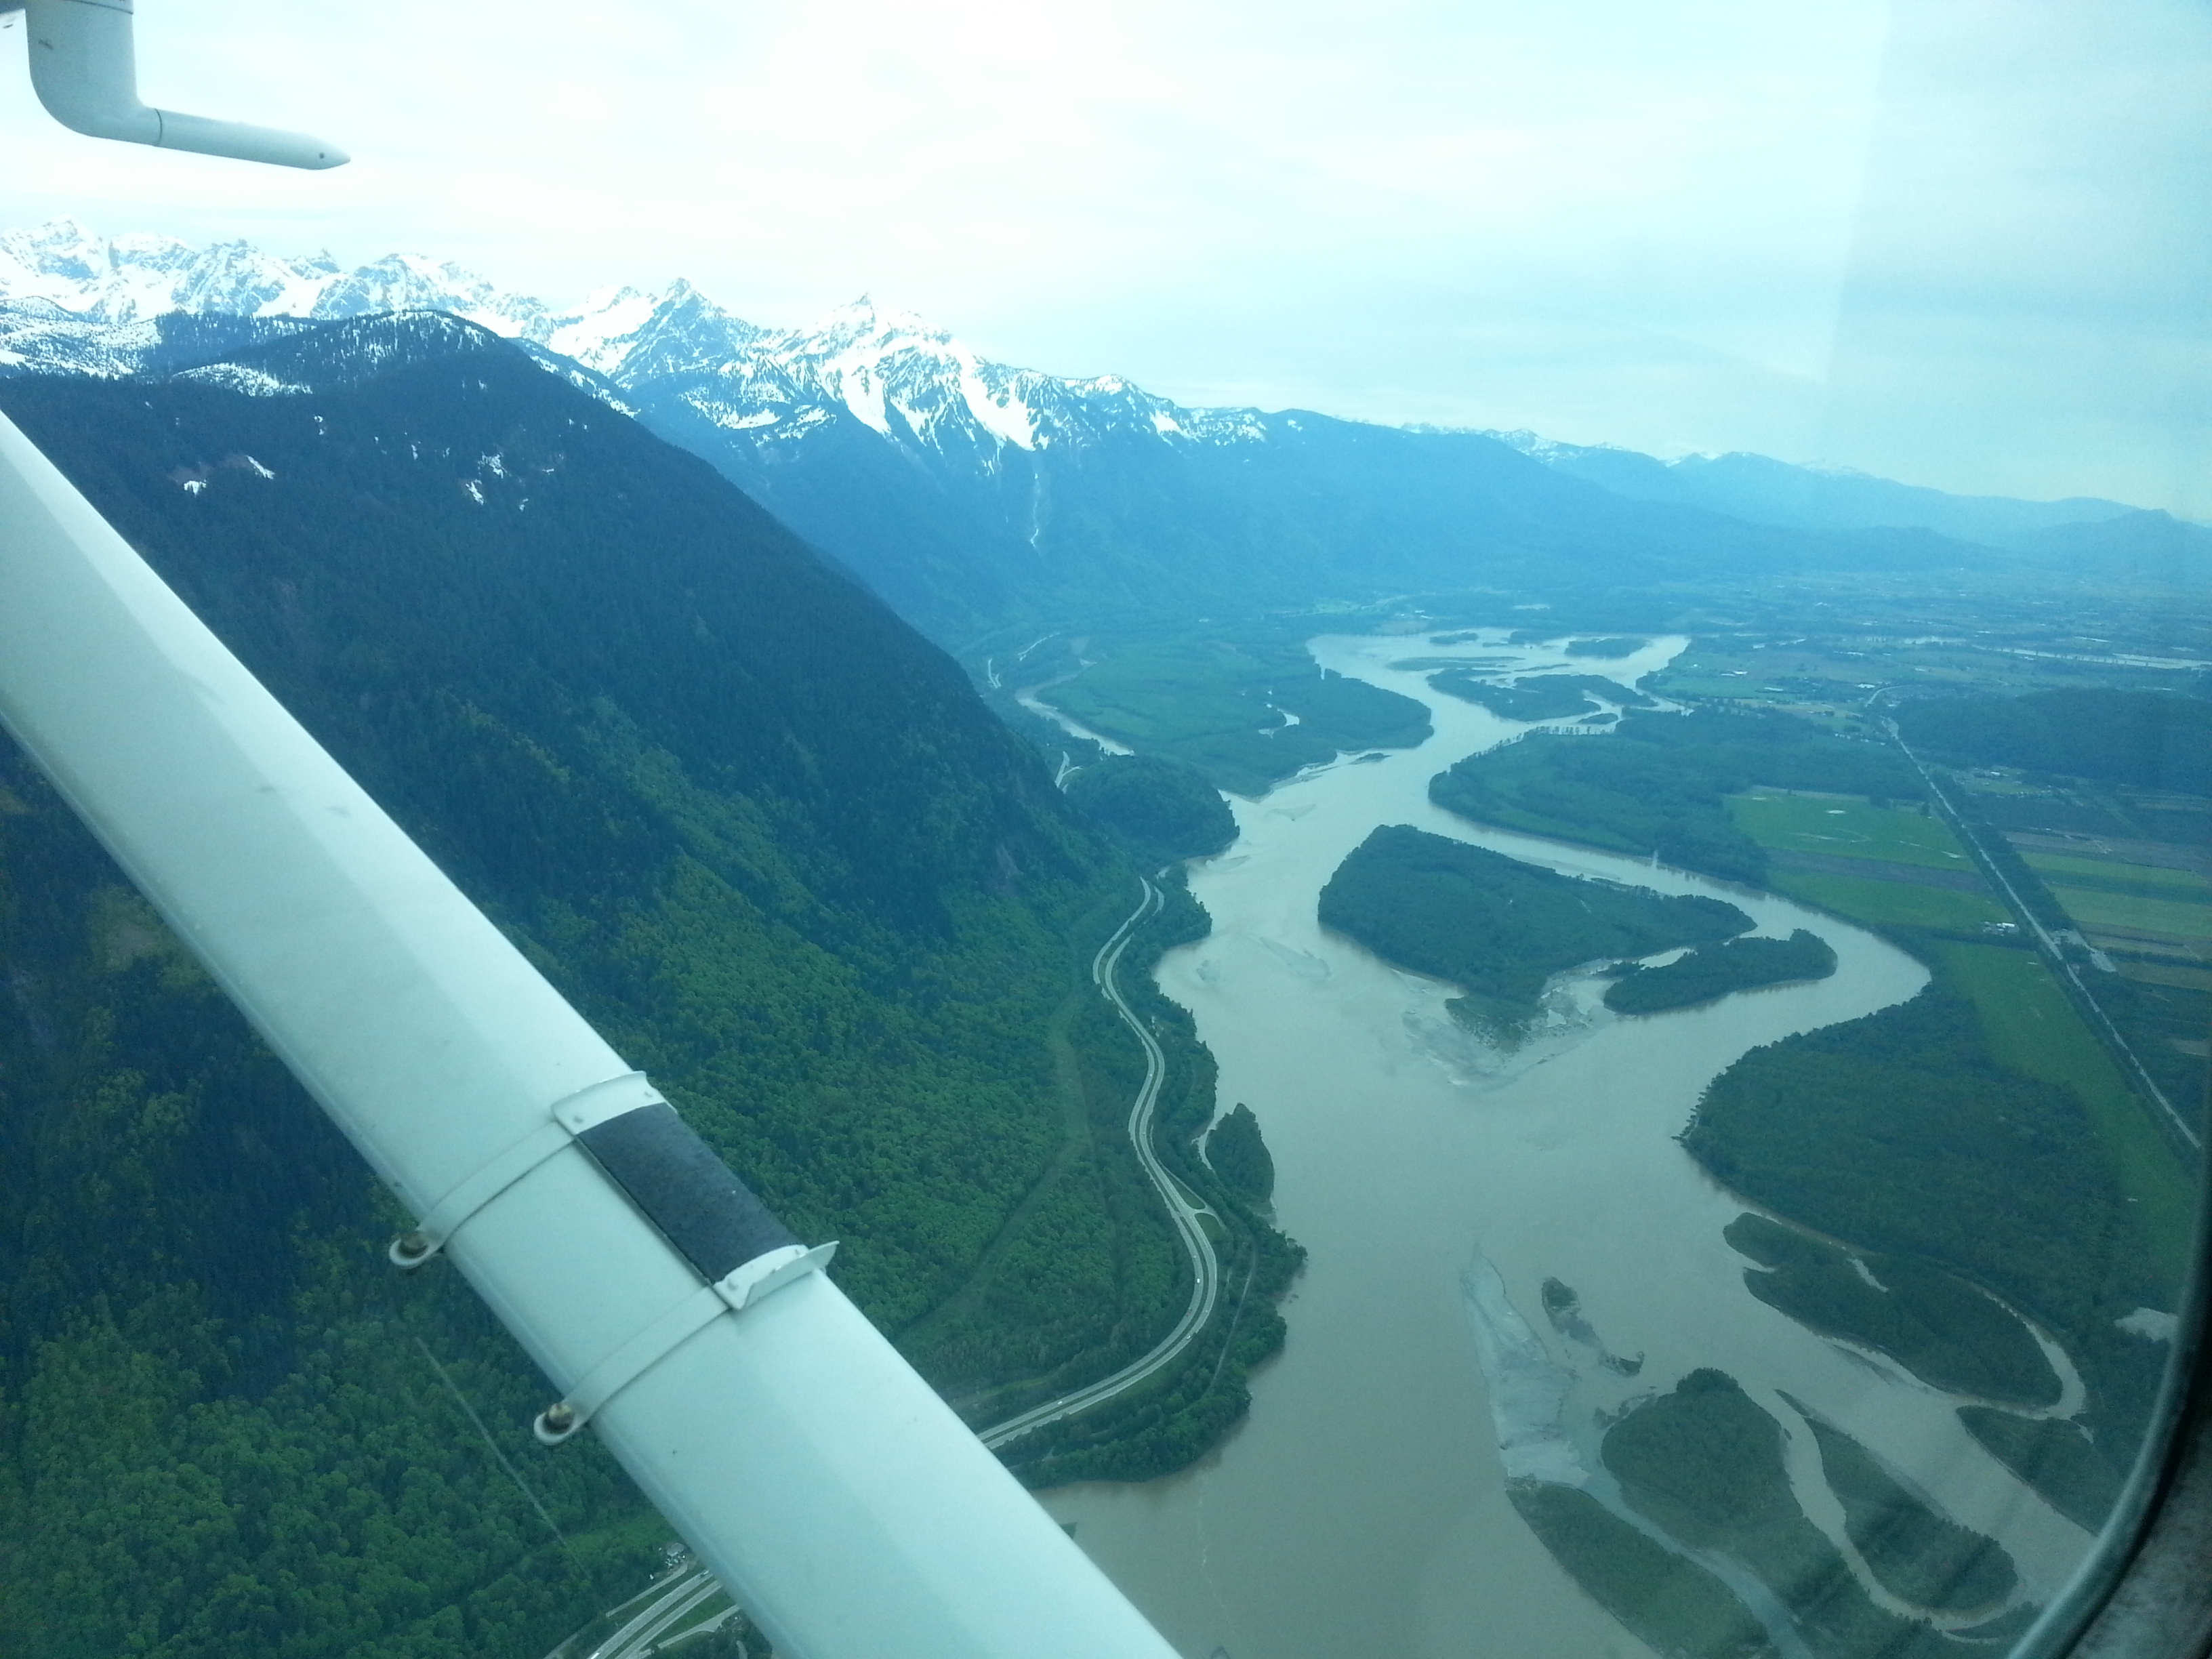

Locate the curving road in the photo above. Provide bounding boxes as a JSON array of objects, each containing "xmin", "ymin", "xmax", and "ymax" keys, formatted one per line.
[
  {"xmin": 546, "ymin": 1563, "xmax": 741, "ymax": 1659},
  {"xmin": 981, "ymin": 876, "xmax": 1223, "ymax": 1452},
  {"xmin": 547, "ymin": 876, "xmax": 1226, "ymax": 1658}
]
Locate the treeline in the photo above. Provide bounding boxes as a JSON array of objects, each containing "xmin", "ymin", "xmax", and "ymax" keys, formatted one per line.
[
  {"xmin": 1044, "ymin": 632, "xmax": 1431, "ymax": 798},
  {"xmin": 1317, "ymin": 825, "xmax": 1749, "ymax": 1034},
  {"xmin": 1797, "ymin": 1408, "xmax": 2018, "ymax": 1614},
  {"xmin": 1684, "ymin": 990, "xmax": 2168, "ymax": 1515},
  {"xmin": 1898, "ymin": 688, "xmax": 2212, "ymax": 794},
  {"xmin": 1724, "ymin": 1215, "xmax": 2058, "ymax": 1408},
  {"xmin": 1206, "ymin": 1104, "xmax": 1275, "ymax": 1205},
  {"xmin": 1428, "ymin": 671, "xmax": 1650, "ymax": 722},
  {"xmin": 1507, "ymin": 1481, "xmax": 1776, "ymax": 1659},
  {"xmin": 1063, "ymin": 754, "xmax": 1237, "ymax": 865},
  {"xmin": 1603, "ymin": 1370, "xmax": 1992, "ymax": 1659},
  {"xmin": 1603, "ymin": 930, "xmax": 1836, "ymax": 1015},
  {"xmin": 1430, "ymin": 708, "xmax": 1923, "ymax": 884}
]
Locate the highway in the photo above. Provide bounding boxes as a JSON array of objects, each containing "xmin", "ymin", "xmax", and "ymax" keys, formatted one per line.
[
  {"xmin": 1874, "ymin": 701, "xmax": 2201, "ymax": 1156},
  {"xmin": 548, "ymin": 875, "xmax": 1224, "ymax": 1658},
  {"xmin": 981, "ymin": 876, "xmax": 1225, "ymax": 1452}
]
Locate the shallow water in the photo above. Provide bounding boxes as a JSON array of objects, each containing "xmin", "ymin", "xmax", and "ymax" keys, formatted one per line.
[{"xmin": 1042, "ymin": 630, "xmax": 2095, "ymax": 1659}]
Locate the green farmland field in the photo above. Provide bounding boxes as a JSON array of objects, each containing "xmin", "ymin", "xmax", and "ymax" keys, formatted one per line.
[
  {"xmin": 1931, "ymin": 943, "xmax": 2194, "ymax": 1273},
  {"xmin": 2043, "ymin": 885, "xmax": 2212, "ymax": 941},
  {"xmin": 2022, "ymin": 851, "xmax": 2211, "ymax": 896},
  {"xmin": 1729, "ymin": 793, "xmax": 1978, "ymax": 873},
  {"xmin": 1768, "ymin": 870, "xmax": 2011, "ymax": 933}
]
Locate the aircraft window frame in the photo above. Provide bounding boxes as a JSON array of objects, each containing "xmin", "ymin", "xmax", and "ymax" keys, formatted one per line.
[
  {"xmin": 4, "ymin": 7, "xmax": 2212, "ymax": 1658},
  {"xmin": 2032, "ymin": 1214, "xmax": 2212, "ymax": 1659}
]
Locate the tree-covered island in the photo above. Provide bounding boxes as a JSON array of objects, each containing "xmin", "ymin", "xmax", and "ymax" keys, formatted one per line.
[
  {"xmin": 1601, "ymin": 1369, "xmax": 2001, "ymax": 1659},
  {"xmin": 1427, "ymin": 670, "xmax": 1653, "ymax": 722},
  {"xmin": 1603, "ymin": 930, "xmax": 1837, "ymax": 1015},
  {"xmin": 1317, "ymin": 825, "xmax": 1751, "ymax": 1038}
]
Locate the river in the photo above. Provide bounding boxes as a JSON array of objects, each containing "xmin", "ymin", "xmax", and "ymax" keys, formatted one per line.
[{"xmin": 1040, "ymin": 630, "xmax": 2097, "ymax": 1659}]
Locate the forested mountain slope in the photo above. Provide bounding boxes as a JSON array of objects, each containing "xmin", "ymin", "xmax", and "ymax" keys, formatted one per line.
[
  {"xmin": 590, "ymin": 388, "xmax": 1994, "ymax": 647},
  {"xmin": 0, "ymin": 295, "xmax": 1990, "ymax": 650},
  {"xmin": 0, "ymin": 318, "xmax": 1287, "ymax": 1656}
]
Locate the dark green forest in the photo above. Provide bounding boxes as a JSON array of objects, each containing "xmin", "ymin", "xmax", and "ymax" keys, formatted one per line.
[
  {"xmin": 1602, "ymin": 1370, "xmax": 1983, "ymax": 1659},
  {"xmin": 1724, "ymin": 1216, "xmax": 2057, "ymax": 1408},
  {"xmin": 1039, "ymin": 631, "xmax": 1431, "ymax": 797},
  {"xmin": 1429, "ymin": 708, "xmax": 1923, "ymax": 884},
  {"xmin": 1603, "ymin": 930, "xmax": 1837, "ymax": 1015},
  {"xmin": 1061, "ymin": 754, "xmax": 1237, "ymax": 865},
  {"xmin": 1795, "ymin": 1408, "xmax": 2018, "ymax": 1614},
  {"xmin": 1428, "ymin": 671, "xmax": 1650, "ymax": 722},
  {"xmin": 0, "ymin": 750, "xmax": 665, "ymax": 1658},
  {"xmin": 1954, "ymin": 1409, "xmax": 2123, "ymax": 1533},
  {"xmin": 0, "ymin": 329, "xmax": 1294, "ymax": 1655},
  {"xmin": 1685, "ymin": 991, "xmax": 2168, "ymax": 1516},
  {"xmin": 1318, "ymin": 825, "xmax": 1748, "ymax": 1034},
  {"xmin": 1205, "ymin": 1104, "xmax": 1275, "ymax": 1206},
  {"xmin": 1898, "ymin": 689, "xmax": 2212, "ymax": 794},
  {"xmin": 1506, "ymin": 1481, "xmax": 1775, "ymax": 1659}
]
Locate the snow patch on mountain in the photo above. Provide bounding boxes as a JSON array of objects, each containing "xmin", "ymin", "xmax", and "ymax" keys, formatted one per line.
[
  {"xmin": 171, "ymin": 363, "xmax": 310, "ymax": 397},
  {"xmin": 0, "ymin": 220, "xmax": 1273, "ymax": 464}
]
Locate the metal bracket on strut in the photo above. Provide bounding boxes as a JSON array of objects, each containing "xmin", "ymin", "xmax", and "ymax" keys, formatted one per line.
[
  {"xmin": 533, "ymin": 1241, "xmax": 838, "ymax": 1446},
  {"xmin": 388, "ymin": 1072, "xmax": 665, "ymax": 1270}
]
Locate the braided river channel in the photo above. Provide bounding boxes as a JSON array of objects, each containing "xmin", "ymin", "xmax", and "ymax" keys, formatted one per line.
[{"xmin": 1040, "ymin": 630, "xmax": 2096, "ymax": 1659}]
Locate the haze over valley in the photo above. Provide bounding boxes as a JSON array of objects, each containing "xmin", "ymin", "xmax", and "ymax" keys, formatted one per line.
[{"xmin": 0, "ymin": 222, "xmax": 2205, "ymax": 1659}]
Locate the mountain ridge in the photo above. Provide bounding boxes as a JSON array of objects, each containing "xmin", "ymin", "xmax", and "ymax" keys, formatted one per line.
[
  {"xmin": 5, "ymin": 219, "xmax": 2193, "ymax": 644},
  {"xmin": 1, "ymin": 218, "xmax": 2147, "ymax": 522}
]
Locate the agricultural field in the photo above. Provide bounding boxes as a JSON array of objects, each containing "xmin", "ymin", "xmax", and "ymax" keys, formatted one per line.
[
  {"xmin": 1645, "ymin": 640, "xmax": 1884, "ymax": 703},
  {"xmin": 1646, "ymin": 634, "xmax": 2081, "ymax": 708},
  {"xmin": 1765, "ymin": 869, "xmax": 2012, "ymax": 933},
  {"xmin": 2043, "ymin": 886, "xmax": 2212, "ymax": 941},
  {"xmin": 1727, "ymin": 787, "xmax": 2008, "ymax": 930},
  {"xmin": 1931, "ymin": 943, "xmax": 2196, "ymax": 1264},
  {"xmin": 2014, "ymin": 841, "xmax": 2212, "ymax": 980},
  {"xmin": 2022, "ymin": 851, "xmax": 2211, "ymax": 895},
  {"xmin": 1729, "ymin": 793, "xmax": 1978, "ymax": 873},
  {"xmin": 1731, "ymin": 779, "xmax": 2197, "ymax": 1296}
]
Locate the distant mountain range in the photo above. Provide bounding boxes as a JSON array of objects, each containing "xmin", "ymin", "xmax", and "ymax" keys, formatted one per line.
[
  {"xmin": 5, "ymin": 218, "xmax": 2203, "ymax": 643},
  {"xmin": 1488, "ymin": 433, "xmax": 2137, "ymax": 545}
]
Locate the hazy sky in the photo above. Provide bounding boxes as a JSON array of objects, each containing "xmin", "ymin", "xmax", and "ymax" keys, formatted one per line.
[{"xmin": 3, "ymin": 0, "xmax": 2209, "ymax": 512}]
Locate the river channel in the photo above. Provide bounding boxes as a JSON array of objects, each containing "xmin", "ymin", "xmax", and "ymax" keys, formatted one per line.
[{"xmin": 1040, "ymin": 630, "xmax": 2097, "ymax": 1659}]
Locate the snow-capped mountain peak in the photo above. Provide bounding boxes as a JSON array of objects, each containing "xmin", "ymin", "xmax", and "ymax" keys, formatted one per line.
[
  {"xmin": 0, "ymin": 219, "xmax": 1271, "ymax": 463},
  {"xmin": 730, "ymin": 295, "xmax": 1042, "ymax": 449},
  {"xmin": 811, "ymin": 293, "xmax": 947, "ymax": 346},
  {"xmin": 0, "ymin": 220, "xmax": 548, "ymax": 335},
  {"xmin": 541, "ymin": 277, "xmax": 763, "ymax": 381}
]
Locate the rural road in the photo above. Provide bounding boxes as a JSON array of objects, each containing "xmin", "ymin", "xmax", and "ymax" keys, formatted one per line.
[{"xmin": 981, "ymin": 875, "xmax": 1224, "ymax": 1451}]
